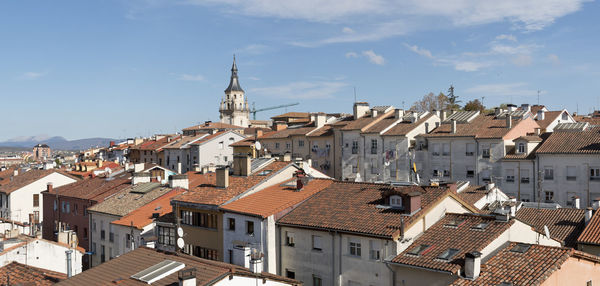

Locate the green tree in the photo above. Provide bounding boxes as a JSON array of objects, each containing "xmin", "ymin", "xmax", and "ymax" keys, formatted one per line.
[
  {"xmin": 447, "ymin": 85, "xmax": 461, "ymax": 110},
  {"xmin": 463, "ymin": 99, "xmax": 485, "ymax": 112},
  {"xmin": 410, "ymin": 92, "xmax": 449, "ymax": 112}
]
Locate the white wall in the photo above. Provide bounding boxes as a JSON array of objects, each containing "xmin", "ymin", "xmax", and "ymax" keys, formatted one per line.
[
  {"xmin": 538, "ymin": 154, "xmax": 600, "ymax": 207},
  {"xmin": 192, "ymin": 131, "xmax": 245, "ymax": 170},
  {"xmin": 89, "ymin": 212, "xmax": 121, "ymax": 267},
  {"xmin": 0, "ymin": 239, "xmax": 83, "ymax": 275},
  {"xmin": 214, "ymin": 274, "xmax": 295, "ymax": 286}
]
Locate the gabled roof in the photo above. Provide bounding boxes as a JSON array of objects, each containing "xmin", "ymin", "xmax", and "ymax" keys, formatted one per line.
[
  {"xmin": 306, "ymin": 125, "xmax": 334, "ymax": 137},
  {"xmin": 182, "ymin": 122, "xmax": 244, "ymax": 131},
  {"xmin": 535, "ymin": 127, "xmax": 600, "ymax": 154},
  {"xmin": 382, "ymin": 114, "xmax": 435, "ymax": 136},
  {"xmin": 390, "ymin": 213, "xmax": 514, "ymax": 274},
  {"xmin": 340, "ymin": 109, "xmax": 395, "ymax": 131},
  {"xmin": 172, "ymin": 161, "xmax": 291, "ymax": 206},
  {"xmin": 0, "ymin": 262, "xmax": 66, "ymax": 286},
  {"xmin": 451, "ymin": 243, "xmax": 597, "ymax": 286},
  {"xmin": 220, "ymin": 178, "xmax": 333, "ymax": 218},
  {"xmin": 162, "ymin": 134, "xmax": 208, "ymax": 149},
  {"xmin": 132, "ymin": 136, "xmax": 175, "ymax": 151},
  {"xmin": 259, "ymin": 126, "xmax": 315, "ymax": 139},
  {"xmin": 0, "ymin": 169, "xmax": 78, "ymax": 195},
  {"xmin": 271, "ymin": 112, "xmax": 310, "ymax": 120},
  {"xmin": 578, "ymin": 209, "xmax": 600, "ymax": 246},
  {"xmin": 456, "ymin": 185, "xmax": 491, "ymax": 206},
  {"xmin": 442, "ymin": 111, "xmax": 479, "ymax": 123},
  {"xmin": 112, "ymin": 188, "xmax": 185, "ymax": 229},
  {"xmin": 56, "ymin": 247, "xmax": 300, "ymax": 286},
  {"xmin": 515, "ymin": 207, "xmax": 586, "ymax": 247},
  {"xmin": 277, "ymin": 182, "xmax": 478, "ymax": 238},
  {"xmin": 47, "ymin": 173, "xmax": 131, "ymax": 201},
  {"xmin": 535, "ymin": 110, "xmax": 564, "ymax": 129},
  {"xmin": 87, "ymin": 183, "xmax": 173, "ymax": 217},
  {"xmin": 423, "ymin": 114, "xmax": 533, "ymax": 139}
]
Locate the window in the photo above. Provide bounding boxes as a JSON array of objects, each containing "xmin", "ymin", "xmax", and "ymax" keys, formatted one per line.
[
  {"xmin": 313, "ymin": 275, "xmax": 322, "ymax": 286},
  {"xmin": 275, "ymin": 143, "xmax": 280, "ymax": 149},
  {"xmin": 101, "ymin": 245, "xmax": 106, "ymax": 262},
  {"xmin": 299, "ymin": 140, "xmax": 304, "ymax": 147},
  {"xmin": 442, "ymin": 143, "xmax": 450, "ymax": 156},
  {"xmin": 158, "ymin": 226, "xmax": 175, "ymax": 246},
  {"xmin": 101, "ymin": 229, "xmax": 105, "ymax": 240},
  {"xmin": 286, "ymin": 269, "xmax": 295, "ymax": 279},
  {"xmin": 285, "ymin": 232, "xmax": 295, "ymax": 247},
  {"xmin": 312, "ymin": 235, "xmax": 322, "ymax": 251},
  {"xmin": 520, "ymin": 169, "xmax": 530, "ymax": 184},
  {"xmin": 371, "ymin": 139, "xmax": 378, "ymax": 154},
  {"xmin": 389, "ymin": 195, "xmax": 402, "ymax": 207},
  {"xmin": 286, "ymin": 143, "xmax": 291, "ymax": 150},
  {"xmin": 180, "ymin": 210, "xmax": 218, "ymax": 229},
  {"xmin": 74, "ymin": 204, "xmax": 78, "ymax": 215},
  {"xmin": 407, "ymin": 244, "xmax": 431, "ymax": 256},
  {"xmin": 518, "ymin": 143, "xmax": 525, "ymax": 153},
  {"xmin": 466, "ymin": 143, "xmax": 475, "ymax": 156},
  {"xmin": 437, "ymin": 248, "xmax": 460, "ymax": 261},
  {"xmin": 471, "ymin": 222, "xmax": 490, "ymax": 230},
  {"xmin": 228, "ymin": 218, "xmax": 235, "ymax": 231},
  {"xmin": 92, "ymin": 219, "xmax": 96, "ymax": 232},
  {"xmin": 444, "ymin": 218, "xmax": 465, "ymax": 228},
  {"xmin": 482, "ymin": 147, "xmax": 490, "ymax": 158},
  {"xmin": 545, "ymin": 191, "xmax": 554, "ymax": 202},
  {"xmin": 33, "ymin": 194, "xmax": 39, "ymax": 207},
  {"xmin": 218, "ymin": 141, "xmax": 224, "ymax": 149},
  {"xmin": 352, "ymin": 166, "xmax": 358, "ymax": 173},
  {"xmin": 193, "ymin": 246, "xmax": 219, "ymax": 261},
  {"xmin": 510, "ymin": 243, "xmax": 531, "ymax": 253},
  {"xmin": 53, "ymin": 199, "xmax": 57, "ymax": 211},
  {"xmin": 83, "ymin": 227, "xmax": 88, "ymax": 239},
  {"xmin": 544, "ymin": 167, "xmax": 554, "ymax": 180},
  {"xmin": 126, "ymin": 234, "xmax": 131, "ymax": 248},
  {"xmin": 246, "ymin": 221, "xmax": 254, "ymax": 236},
  {"xmin": 349, "ymin": 240, "xmax": 361, "ymax": 257},
  {"xmin": 433, "ymin": 169, "xmax": 441, "ymax": 177},
  {"xmin": 432, "ymin": 144, "xmax": 440, "ymax": 156},
  {"xmin": 370, "ymin": 159, "xmax": 378, "ymax": 174},
  {"xmin": 567, "ymin": 166, "xmax": 577, "ymax": 181},
  {"xmin": 506, "ymin": 169, "xmax": 515, "ymax": 182},
  {"xmin": 591, "ymin": 168, "xmax": 600, "ymax": 181},
  {"xmin": 443, "ymin": 169, "xmax": 450, "ymax": 177},
  {"xmin": 466, "ymin": 167, "xmax": 474, "ymax": 178},
  {"xmin": 481, "ymin": 170, "xmax": 491, "ymax": 182},
  {"xmin": 369, "ymin": 240, "xmax": 381, "ymax": 260},
  {"xmin": 352, "ymin": 141, "xmax": 359, "ymax": 154}
]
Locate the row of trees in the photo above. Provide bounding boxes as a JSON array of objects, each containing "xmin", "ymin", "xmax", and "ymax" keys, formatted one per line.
[{"xmin": 410, "ymin": 85, "xmax": 486, "ymax": 113}]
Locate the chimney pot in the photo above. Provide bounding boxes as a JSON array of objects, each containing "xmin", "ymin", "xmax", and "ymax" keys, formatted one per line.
[
  {"xmin": 216, "ymin": 167, "xmax": 229, "ymax": 188},
  {"xmin": 451, "ymin": 119, "xmax": 457, "ymax": 134},
  {"xmin": 506, "ymin": 114, "xmax": 512, "ymax": 129},
  {"xmin": 169, "ymin": 174, "xmax": 189, "ymax": 189},
  {"xmin": 13, "ymin": 170, "xmax": 18, "ymax": 177},
  {"xmin": 572, "ymin": 196, "xmax": 581, "ymax": 209},
  {"xmin": 586, "ymin": 207, "xmax": 593, "ymax": 225},
  {"xmin": 537, "ymin": 110, "xmax": 545, "ymax": 121},
  {"xmin": 464, "ymin": 251, "xmax": 481, "ymax": 279},
  {"xmin": 47, "ymin": 182, "xmax": 53, "ymax": 193}
]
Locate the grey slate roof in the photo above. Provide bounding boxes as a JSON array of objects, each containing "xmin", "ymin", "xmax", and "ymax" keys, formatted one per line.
[
  {"xmin": 87, "ymin": 182, "xmax": 172, "ymax": 216},
  {"xmin": 224, "ymin": 56, "xmax": 244, "ymax": 93},
  {"xmin": 554, "ymin": 122, "xmax": 589, "ymax": 131}
]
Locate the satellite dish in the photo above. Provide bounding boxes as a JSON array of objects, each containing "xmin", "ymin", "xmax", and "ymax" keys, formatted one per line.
[
  {"xmin": 255, "ymin": 141, "xmax": 262, "ymax": 150},
  {"xmin": 384, "ymin": 161, "xmax": 390, "ymax": 166},
  {"xmin": 177, "ymin": 237, "xmax": 185, "ymax": 249},
  {"xmin": 177, "ymin": 227, "xmax": 184, "ymax": 237},
  {"xmin": 544, "ymin": 225, "xmax": 551, "ymax": 239}
]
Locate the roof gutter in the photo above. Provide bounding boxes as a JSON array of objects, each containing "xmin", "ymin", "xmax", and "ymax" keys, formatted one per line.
[
  {"xmin": 384, "ymin": 259, "xmax": 456, "ymax": 275},
  {"xmin": 275, "ymin": 222, "xmax": 392, "ymax": 240}
]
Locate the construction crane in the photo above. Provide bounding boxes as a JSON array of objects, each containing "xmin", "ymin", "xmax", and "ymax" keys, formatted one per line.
[{"xmin": 251, "ymin": 102, "xmax": 300, "ymax": 120}]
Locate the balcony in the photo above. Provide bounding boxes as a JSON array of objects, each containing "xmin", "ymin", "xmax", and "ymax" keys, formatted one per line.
[{"xmin": 544, "ymin": 175, "xmax": 554, "ymax": 181}]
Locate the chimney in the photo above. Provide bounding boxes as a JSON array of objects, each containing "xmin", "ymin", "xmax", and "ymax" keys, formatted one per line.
[
  {"xmin": 464, "ymin": 251, "xmax": 481, "ymax": 279},
  {"xmin": 451, "ymin": 119, "xmax": 457, "ymax": 134},
  {"xmin": 353, "ymin": 102, "xmax": 370, "ymax": 119},
  {"xmin": 47, "ymin": 182, "xmax": 53, "ymax": 193},
  {"xmin": 507, "ymin": 104, "xmax": 517, "ymax": 112},
  {"xmin": 593, "ymin": 197, "xmax": 600, "ymax": 210},
  {"xmin": 494, "ymin": 107, "xmax": 501, "ymax": 116},
  {"xmin": 403, "ymin": 192, "xmax": 422, "ymax": 214},
  {"xmin": 485, "ymin": 182, "xmax": 495, "ymax": 191},
  {"xmin": 273, "ymin": 122, "xmax": 288, "ymax": 131},
  {"xmin": 65, "ymin": 250, "xmax": 73, "ymax": 278},
  {"xmin": 216, "ymin": 167, "xmax": 229, "ymax": 188},
  {"xmin": 97, "ymin": 160, "xmax": 103, "ymax": 168},
  {"xmin": 521, "ymin": 104, "xmax": 531, "ymax": 112},
  {"xmin": 586, "ymin": 207, "xmax": 593, "ymax": 225},
  {"xmin": 178, "ymin": 268, "xmax": 196, "ymax": 286},
  {"xmin": 395, "ymin": 109, "xmax": 405, "ymax": 119},
  {"xmin": 110, "ymin": 141, "xmax": 115, "ymax": 147},
  {"xmin": 193, "ymin": 164, "xmax": 200, "ymax": 172},
  {"xmin": 177, "ymin": 162, "xmax": 182, "ymax": 174},
  {"xmin": 169, "ymin": 174, "xmax": 189, "ymax": 189},
  {"xmin": 283, "ymin": 152, "xmax": 292, "ymax": 162},
  {"xmin": 440, "ymin": 110, "xmax": 447, "ymax": 121},
  {"xmin": 534, "ymin": 128, "xmax": 541, "ymax": 135},
  {"xmin": 572, "ymin": 196, "xmax": 581, "ymax": 209},
  {"xmin": 537, "ymin": 110, "xmax": 545, "ymax": 121},
  {"xmin": 506, "ymin": 114, "xmax": 512, "ymax": 129},
  {"xmin": 13, "ymin": 170, "xmax": 18, "ymax": 177},
  {"xmin": 295, "ymin": 170, "xmax": 306, "ymax": 191},
  {"xmin": 132, "ymin": 172, "xmax": 151, "ymax": 185},
  {"xmin": 425, "ymin": 122, "xmax": 430, "ymax": 134},
  {"xmin": 134, "ymin": 163, "xmax": 144, "ymax": 173},
  {"xmin": 314, "ymin": 113, "xmax": 327, "ymax": 128},
  {"xmin": 371, "ymin": 109, "xmax": 378, "ymax": 118},
  {"xmin": 125, "ymin": 162, "xmax": 130, "ymax": 171},
  {"xmin": 255, "ymin": 129, "xmax": 263, "ymax": 138},
  {"xmin": 234, "ymin": 154, "xmax": 251, "ymax": 176}
]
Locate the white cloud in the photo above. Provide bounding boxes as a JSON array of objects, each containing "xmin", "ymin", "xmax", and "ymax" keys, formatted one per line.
[
  {"xmin": 452, "ymin": 61, "xmax": 492, "ymax": 72},
  {"xmin": 236, "ymin": 44, "xmax": 270, "ymax": 55},
  {"xmin": 404, "ymin": 43, "xmax": 434, "ymax": 59},
  {"xmin": 511, "ymin": 54, "xmax": 533, "ymax": 66},
  {"xmin": 465, "ymin": 83, "xmax": 540, "ymax": 97},
  {"xmin": 548, "ymin": 54, "xmax": 560, "ymax": 65},
  {"xmin": 489, "ymin": 43, "xmax": 540, "ymax": 55},
  {"xmin": 345, "ymin": 51, "xmax": 359, "ymax": 58},
  {"xmin": 342, "ymin": 27, "xmax": 354, "ymax": 33},
  {"xmin": 19, "ymin": 72, "xmax": 46, "ymax": 80},
  {"xmin": 495, "ymin": 34, "xmax": 517, "ymax": 41},
  {"xmin": 247, "ymin": 76, "xmax": 261, "ymax": 81},
  {"xmin": 362, "ymin": 50, "xmax": 385, "ymax": 65},
  {"xmin": 178, "ymin": 74, "xmax": 205, "ymax": 81},
  {"xmin": 249, "ymin": 81, "xmax": 348, "ymax": 99}
]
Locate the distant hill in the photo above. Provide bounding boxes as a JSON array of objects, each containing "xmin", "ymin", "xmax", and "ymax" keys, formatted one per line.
[{"xmin": 0, "ymin": 135, "xmax": 120, "ymax": 151}]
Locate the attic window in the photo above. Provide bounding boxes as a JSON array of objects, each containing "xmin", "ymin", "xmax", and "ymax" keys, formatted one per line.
[
  {"xmin": 444, "ymin": 218, "xmax": 465, "ymax": 228},
  {"xmin": 389, "ymin": 195, "xmax": 402, "ymax": 207},
  {"xmin": 437, "ymin": 248, "xmax": 459, "ymax": 261},
  {"xmin": 510, "ymin": 243, "xmax": 531, "ymax": 254},
  {"xmin": 517, "ymin": 143, "xmax": 525, "ymax": 153},
  {"xmin": 257, "ymin": 170, "xmax": 272, "ymax": 176},
  {"xmin": 471, "ymin": 222, "xmax": 490, "ymax": 230},
  {"xmin": 407, "ymin": 244, "xmax": 431, "ymax": 256}
]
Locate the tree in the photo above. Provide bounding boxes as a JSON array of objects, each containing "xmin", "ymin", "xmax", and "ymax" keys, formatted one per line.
[
  {"xmin": 410, "ymin": 92, "xmax": 449, "ymax": 112},
  {"xmin": 447, "ymin": 85, "xmax": 461, "ymax": 110},
  {"xmin": 463, "ymin": 99, "xmax": 485, "ymax": 112}
]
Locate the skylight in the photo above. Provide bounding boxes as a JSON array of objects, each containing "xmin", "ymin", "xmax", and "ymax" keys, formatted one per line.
[
  {"xmin": 257, "ymin": 170, "xmax": 273, "ymax": 176},
  {"xmin": 444, "ymin": 218, "xmax": 466, "ymax": 228},
  {"xmin": 437, "ymin": 248, "xmax": 460, "ymax": 261},
  {"xmin": 471, "ymin": 222, "xmax": 490, "ymax": 230},
  {"xmin": 510, "ymin": 243, "xmax": 531, "ymax": 254},
  {"xmin": 407, "ymin": 244, "xmax": 431, "ymax": 256},
  {"xmin": 131, "ymin": 260, "xmax": 185, "ymax": 284}
]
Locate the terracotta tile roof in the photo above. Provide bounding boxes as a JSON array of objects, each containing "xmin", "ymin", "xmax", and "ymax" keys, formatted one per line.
[
  {"xmin": 49, "ymin": 173, "xmax": 131, "ymax": 201},
  {"xmin": 340, "ymin": 110, "xmax": 395, "ymax": 131},
  {"xmin": 68, "ymin": 161, "xmax": 121, "ymax": 178},
  {"xmin": 163, "ymin": 134, "xmax": 208, "ymax": 149},
  {"xmin": 172, "ymin": 161, "xmax": 291, "ymax": 206},
  {"xmin": 383, "ymin": 114, "xmax": 435, "ymax": 136},
  {"xmin": 220, "ymin": 178, "xmax": 333, "ymax": 218},
  {"xmin": 515, "ymin": 207, "xmax": 585, "ymax": 247},
  {"xmin": 451, "ymin": 243, "xmax": 574, "ymax": 286},
  {"xmin": 306, "ymin": 125, "xmax": 334, "ymax": 137},
  {"xmin": 189, "ymin": 131, "xmax": 237, "ymax": 146},
  {"xmin": 271, "ymin": 112, "xmax": 310, "ymax": 119},
  {"xmin": 577, "ymin": 209, "xmax": 600, "ymax": 245},
  {"xmin": 528, "ymin": 105, "xmax": 547, "ymax": 114},
  {"xmin": 278, "ymin": 182, "xmax": 478, "ymax": 238},
  {"xmin": 456, "ymin": 185, "xmax": 490, "ymax": 206},
  {"xmin": 56, "ymin": 247, "xmax": 300, "ymax": 286},
  {"xmin": 535, "ymin": 110, "xmax": 563, "ymax": 129},
  {"xmin": 515, "ymin": 135, "xmax": 542, "ymax": 142},
  {"xmin": 229, "ymin": 137, "xmax": 256, "ymax": 147},
  {"xmin": 0, "ymin": 169, "xmax": 77, "ymax": 195},
  {"xmin": 362, "ymin": 115, "xmax": 399, "ymax": 133},
  {"xmin": 182, "ymin": 122, "xmax": 244, "ymax": 131},
  {"xmin": 536, "ymin": 127, "xmax": 600, "ymax": 154},
  {"xmin": 390, "ymin": 213, "xmax": 514, "ymax": 273},
  {"xmin": 133, "ymin": 136, "xmax": 172, "ymax": 151},
  {"xmin": 112, "ymin": 188, "xmax": 185, "ymax": 229},
  {"xmin": 423, "ymin": 114, "xmax": 529, "ymax": 139},
  {"xmin": 259, "ymin": 126, "xmax": 315, "ymax": 139},
  {"xmin": 574, "ymin": 116, "xmax": 600, "ymax": 125},
  {"xmin": 0, "ymin": 262, "xmax": 66, "ymax": 286},
  {"xmin": 88, "ymin": 183, "xmax": 174, "ymax": 217}
]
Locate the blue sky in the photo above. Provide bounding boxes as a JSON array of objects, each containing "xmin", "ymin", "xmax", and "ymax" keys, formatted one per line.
[{"xmin": 1, "ymin": 0, "xmax": 599, "ymax": 140}]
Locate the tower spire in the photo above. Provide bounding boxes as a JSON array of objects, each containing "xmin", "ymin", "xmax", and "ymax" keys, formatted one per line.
[{"xmin": 225, "ymin": 55, "xmax": 243, "ymax": 93}]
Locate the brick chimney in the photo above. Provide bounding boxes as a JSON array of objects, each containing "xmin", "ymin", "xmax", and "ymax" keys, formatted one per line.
[
  {"xmin": 403, "ymin": 192, "xmax": 422, "ymax": 214},
  {"xmin": 294, "ymin": 169, "xmax": 306, "ymax": 191},
  {"xmin": 273, "ymin": 122, "xmax": 288, "ymax": 131},
  {"xmin": 47, "ymin": 182, "xmax": 53, "ymax": 193}
]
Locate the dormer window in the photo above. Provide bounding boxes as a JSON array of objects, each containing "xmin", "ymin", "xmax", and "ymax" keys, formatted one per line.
[
  {"xmin": 389, "ymin": 195, "xmax": 402, "ymax": 207},
  {"xmin": 518, "ymin": 143, "xmax": 525, "ymax": 154}
]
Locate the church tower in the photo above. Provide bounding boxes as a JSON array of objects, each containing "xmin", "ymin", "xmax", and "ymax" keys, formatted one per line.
[{"xmin": 219, "ymin": 56, "xmax": 250, "ymax": 127}]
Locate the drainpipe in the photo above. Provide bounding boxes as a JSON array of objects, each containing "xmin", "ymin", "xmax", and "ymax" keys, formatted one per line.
[
  {"xmin": 66, "ymin": 250, "xmax": 73, "ymax": 278},
  {"xmin": 338, "ymin": 232, "xmax": 342, "ymax": 286},
  {"xmin": 277, "ymin": 227, "xmax": 282, "ymax": 275},
  {"xmin": 476, "ymin": 140, "xmax": 480, "ymax": 184},
  {"xmin": 517, "ymin": 161, "xmax": 521, "ymax": 201},
  {"xmin": 331, "ymin": 231, "xmax": 335, "ymax": 286},
  {"xmin": 385, "ymin": 262, "xmax": 396, "ymax": 286}
]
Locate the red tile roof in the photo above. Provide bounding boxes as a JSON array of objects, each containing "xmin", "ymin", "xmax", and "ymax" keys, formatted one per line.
[
  {"xmin": 133, "ymin": 136, "xmax": 174, "ymax": 151},
  {"xmin": 259, "ymin": 126, "xmax": 315, "ymax": 139},
  {"xmin": 182, "ymin": 122, "xmax": 244, "ymax": 131},
  {"xmin": 424, "ymin": 114, "xmax": 532, "ymax": 139},
  {"xmin": 220, "ymin": 178, "xmax": 333, "ymax": 218},
  {"xmin": 112, "ymin": 188, "xmax": 185, "ymax": 229},
  {"xmin": 0, "ymin": 262, "xmax": 66, "ymax": 286},
  {"xmin": 278, "ymin": 182, "xmax": 478, "ymax": 238},
  {"xmin": 515, "ymin": 207, "xmax": 585, "ymax": 247},
  {"xmin": 163, "ymin": 134, "xmax": 208, "ymax": 149},
  {"xmin": 48, "ymin": 174, "xmax": 131, "ymax": 201},
  {"xmin": 383, "ymin": 114, "xmax": 435, "ymax": 136},
  {"xmin": 0, "ymin": 169, "xmax": 78, "ymax": 195},
  {"xmin": 451, "ymin": 243, "xmax": 584, "ymax": 286},
  {"xmin": 535, "ymin": 111, "xmax": 563, "ymax": 129},
  {"xmin": 340, "ymin": 110, "xmax": 395, "ymax": 131},
  {"xmin": 391, "ymin": 213, "xmax": 514, "ymax": 273},
  {"xmin": 536, "ymin": 127, "xmax": 600, "ymax": 154},
  {"xmin": 578, "ymin": 209, "xmax": 600, "ymax": 246},
  {"xmin": 456, "ymin": 185, "xmax": 490, "ymax": 206},
  {"xmin": 173, "ymin": 161, "xmax": 291, "ymax": 206},
  {"xmin": 272, "ymin": 112, "xmax": 310, "ymax": 119}
]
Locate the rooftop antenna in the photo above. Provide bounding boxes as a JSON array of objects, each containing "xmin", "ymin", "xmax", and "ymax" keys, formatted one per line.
[
  {"xmin": 402, "ymin": 100, "xmax": 405, "ymax": 110},
  {"xmin": 353, "ymin": 86, "xmax": 357, "ymax": 103},
  {"xmin": 537, "ymin": 90, "xmax": 540, "ymax": 105}
]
